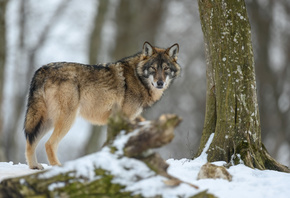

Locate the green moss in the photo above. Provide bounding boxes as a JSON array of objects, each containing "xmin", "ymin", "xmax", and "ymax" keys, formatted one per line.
[
  {"xmin": 189, "ymin": 190, "xmax": 217, "ymax": 198},
  {"xmin": 51, "ymin": 168, "xmax": 140, "ymax": 197},
  {"xmin": 110, "ymin": 146, "xmax": 118, "ymax": 154},
  {"xmin": 0, "ymin": 167, "xmax": 145, "ymax": 197},
  {"xmin": 235, "ymin": 141, "xmax": 250, "ymax": 154}
]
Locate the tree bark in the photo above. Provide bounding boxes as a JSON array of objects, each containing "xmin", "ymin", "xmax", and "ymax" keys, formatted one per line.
[{"xmin": 196, "ymin": 0, "xmax": 289, "ymax": 172}]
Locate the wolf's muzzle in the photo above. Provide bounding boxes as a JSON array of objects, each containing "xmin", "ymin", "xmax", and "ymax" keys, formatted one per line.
[{"xmin": 156, "ymin": 80, "xmax": 164, "ymax": 89}]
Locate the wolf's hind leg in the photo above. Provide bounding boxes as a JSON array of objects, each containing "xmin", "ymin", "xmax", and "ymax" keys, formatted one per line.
[
  {"xmin": 45, "ymin": 112, "xmax": 77, "ymax": 166},
  {"xmin": 25, "ymin": 121, "xmax": 52, "ymax": 170},
  {"xmin": 26, "ymin": 139, "xmax": 44, "ymax": 170}
]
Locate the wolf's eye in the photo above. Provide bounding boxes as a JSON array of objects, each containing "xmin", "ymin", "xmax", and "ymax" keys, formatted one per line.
[
  {"xmin": 164, "ymin": 67, "xmax": 170, "ymax": 71},
  {"xmin": 149, "ymin": 66, "xmax": 156, "ymax": 72}
]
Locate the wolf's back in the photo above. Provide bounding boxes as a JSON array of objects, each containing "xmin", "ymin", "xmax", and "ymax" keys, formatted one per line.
[{"xmin": 24, "ymin": 67, "xmax": 49, "ymax": 145}]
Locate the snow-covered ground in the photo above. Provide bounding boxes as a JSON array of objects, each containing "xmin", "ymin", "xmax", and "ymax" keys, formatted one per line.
[
  {"xmin": 1, "ymin": 159, "xmax": 290, "ymax": 198},
  {"xmin": 1, "ymin": 132, "xmax": 290, "ymax": 198}
]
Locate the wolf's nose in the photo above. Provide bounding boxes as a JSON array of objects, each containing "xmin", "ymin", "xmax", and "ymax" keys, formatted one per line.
[{"xmin": 157, "ymin": 81, "xmax": 164, "ymax": 88}]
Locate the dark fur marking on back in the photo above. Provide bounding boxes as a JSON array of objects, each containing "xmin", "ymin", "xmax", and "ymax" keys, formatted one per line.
[
  {"xmin": 117, "ymin": 52, "xmax": 142, "ymax": 64},
  {"xmin": 84, "ymin": 64, "xmax": 110, "ymax": 71}
]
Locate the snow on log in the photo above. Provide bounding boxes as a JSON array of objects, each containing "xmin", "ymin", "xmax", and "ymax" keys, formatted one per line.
[
  {"xmin": 0, "ymin": 111, "xmax": 203, "ymax": 197},
  {"xmin": 124, "ymin": 114, "xmax": 180, "ymax": 157}
]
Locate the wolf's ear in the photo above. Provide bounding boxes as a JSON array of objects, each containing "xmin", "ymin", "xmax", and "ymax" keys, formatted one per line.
[
  {"xmin": 142, "ymin": 42, "xmax": 155, "ymax": 57},
  {"xmin": 166, "ymin": 43, "xmax": 179, "ymax": 61}
]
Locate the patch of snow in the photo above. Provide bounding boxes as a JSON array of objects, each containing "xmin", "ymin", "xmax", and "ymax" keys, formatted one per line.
[
  {"xmin": 194, "ymin": 133, "xmax": 215, "ymax": 164},
  {"xmin": 48, "ymin": 182, "xmax": 66, "ymax": 191},
  {"xmin": 0, "ymin": 162, "xmax": 51, "ymax": 181},
  {"xmin": 112, "ymin": 130, "xmax": 137, "ymax": 155},
  {"xmin": 167, "ymin": 160, "xmax": 290, "ymax": 198}
]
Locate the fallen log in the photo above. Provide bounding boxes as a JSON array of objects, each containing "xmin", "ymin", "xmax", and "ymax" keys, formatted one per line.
[{"xmin": 0, "ymin": 110, "xmax": 203, "ymax": 197}]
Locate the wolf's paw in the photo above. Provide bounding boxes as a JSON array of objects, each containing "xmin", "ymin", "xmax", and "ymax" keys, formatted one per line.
[{"xmin": 29, "ymin": 163, "xmax": 44, "ymax": 170}]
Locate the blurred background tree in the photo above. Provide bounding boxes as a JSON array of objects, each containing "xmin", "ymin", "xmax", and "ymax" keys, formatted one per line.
[
  {"xmin": 1, "ymin": 0, "xmax": 289, "ymax": 167},
  {"xmin": 247, "ymin": 1, "xmax": 290, "ymax": 162},
  {"xmin": 0, "ymin": 0, "xmax": 8, "ymax": 162}
]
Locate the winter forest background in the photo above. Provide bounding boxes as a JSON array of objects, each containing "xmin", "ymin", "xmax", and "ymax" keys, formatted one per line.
[{"xmin": 0, "ymin": 0, "xmax": 289, "ymax": 167}]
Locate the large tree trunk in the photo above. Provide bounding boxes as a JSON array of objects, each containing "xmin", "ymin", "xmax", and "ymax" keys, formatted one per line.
[{"xmin": 195, "ymin": 0, "xmax": 289, "ymax": 172}]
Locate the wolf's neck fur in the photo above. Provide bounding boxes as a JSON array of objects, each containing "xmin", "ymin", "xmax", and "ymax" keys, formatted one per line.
[
  {"xmin": 119, "ymin": 53, "xmax": 164, "ymax": 108},
  {"xmin": 149, "ymin": 88, "xmax": 164, "ymax": 103}
]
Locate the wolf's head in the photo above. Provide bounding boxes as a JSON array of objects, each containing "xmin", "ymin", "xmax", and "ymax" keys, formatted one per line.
[{"xmin": 137, "ymin": 42, "xmax": 181, "ymax": 90}]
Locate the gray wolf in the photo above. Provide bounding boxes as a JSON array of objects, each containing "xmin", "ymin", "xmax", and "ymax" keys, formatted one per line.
[{"xmin": 24, "ymin": 42, "xmax": 181, "ymax": 169}]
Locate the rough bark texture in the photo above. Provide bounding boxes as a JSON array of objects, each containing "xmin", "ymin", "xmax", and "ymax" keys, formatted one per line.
[
  {"xmin": 0, "ymin": 112, "xmax": 209, "ymax": 197},
  {"xmin": 196, "ymin": 0, "xmax": 289, "ymax": 172}
]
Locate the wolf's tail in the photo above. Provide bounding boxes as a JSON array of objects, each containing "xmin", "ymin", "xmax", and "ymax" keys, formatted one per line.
[{"xmin": 24, "ymin": 67, "xmax": 47, "ymax": 145}]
